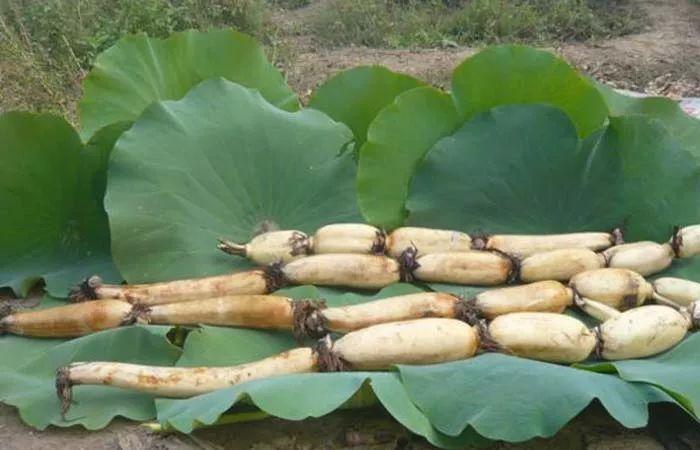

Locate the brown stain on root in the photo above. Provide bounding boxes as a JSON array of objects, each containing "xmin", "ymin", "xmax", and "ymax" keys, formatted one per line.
[
  {"xmin": 86, "ymin": 306, "xmax": 110, "ymax": 329},
  {"xmin": 167, "ymin": 373, "xmax": 183, "ymax": 383},
  {"xmin": 102, "ymin": 373, "xmax": 114, "ymax": 385},
  {"xmin": 137, "ymin": 374, "xmax": 162, "ymax": 386}
]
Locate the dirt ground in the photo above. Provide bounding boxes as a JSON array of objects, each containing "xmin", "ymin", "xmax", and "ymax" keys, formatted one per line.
[
  {"xmin": 2, "ymin": 0, "xmax": 700, "ymax": 448},
  {"xmin": 280, "ymin": 0, "xmax": 700, "ymax": 102}
]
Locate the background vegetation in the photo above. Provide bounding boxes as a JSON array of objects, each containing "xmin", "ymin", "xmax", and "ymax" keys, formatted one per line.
[
  {"xmin": 310, "ymin": 0, "xmax": 645, "ymax": 48},
  {"xmin": 0, "ymin": 0, "xmax": 648, "ymax": 123}
]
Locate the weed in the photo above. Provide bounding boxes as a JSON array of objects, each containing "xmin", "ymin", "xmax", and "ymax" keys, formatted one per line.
[
  {"xmin": 0, "ymin": 0, "xmax": 270, "ymax": 121},
  {"xmin": 310, "ymin": 0, "xmax": 646, "ymax": 48},
  {"xmin": 309, "ymin": 0, "xmax": 450, "ymax": 48},
  {"xmin": 270, "ymin": 0, "xmax": 311, "ymax": 9}
]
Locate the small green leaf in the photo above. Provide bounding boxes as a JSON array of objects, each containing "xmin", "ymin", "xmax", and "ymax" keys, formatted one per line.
[
  {"xmin": 398, "ymin": 353, "xmax": 677, "ymax": 442},
  {"xmin": 579, "ymin": 333, "xmax": 700, "ymax": 414},
  {"xmin": 357, "ymin": 86, "xmax": 460, "ymax": 229},
  {"xmin": 452, "ymin": 45, "xmax": 608, "ymax": 137},
  {"xmin": 106, "ymin": 79, "xmax": 359, "ymax": 284},
  {"xmin": 595, "ymin": 82, "xmax": 700, "ymax": 160},
  {"xmin": 80, "ymin": 29, "xmax": 298, "ymax": 139},
  {"xmin": 0, "ymin": 326, "xmax": 180, "ymax": 430},
  {"xmin": 309, "ymin": 66, "xmax": 424, "ymax": 146},
  {"xmin": 177, "ymin": 326, "xmax": 296, "ymax": 367},
  {"xmin": 0, "ymin": 113, "xmax": 121, "ymax": 296}
]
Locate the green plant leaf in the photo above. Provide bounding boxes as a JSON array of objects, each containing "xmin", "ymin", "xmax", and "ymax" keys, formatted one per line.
[
  {"xmin": 595, "ymin": 82, "xmax": 700, "ymax": 159},
  {"xmin": 0, "ymin": 326, "xmax": 180, "ymax": 430},
  {"xmin": 156, "ymin": 372, "xmax": 485, "ymax": 448},
  {"xmin": 80, "ymin": 29, "xmax": 298, "ymax": 140},
  {"xmin": 452, "ymin": 45, "xmax": 608, "ymax": 137},
  {"xmin": 405, "ymin": 106, "xmax": 700, "ymax": 242},
  {"xmin": 105, "ymin": 79, "xmax": 359, "ymax": 283},
  {"xmin": 578, "ymin": 333, "xmax": 700, "ymax": 414},
  {"xmin": 398, "ymin": 353, "xmax": 677, "ymax": 442},
  {"xmin": 177, "ymin": 325, "xmax": 297, "ymax": 367},
  {"xmin": 407, "ymin": 104, "xmax": 619, "ymax": 233},
  {"xmin": 368, "ymin": 372, "xmax": 489, "ymax": 448},
  {"xmin": 357, "ymin": 46, "xmax": 613, "ymax": 229},
  {"xmin": 276, "ymin": 283, "xmax": 425, "ymax": 307},
  {"xmin": 0, "ymin": 113, "xmax": 121, "ymax": 297},
  {"xmin": 589, "ymin": 115, "xmax": 700, "ymax": 242},
  {"xmin": 657, "ymin": 258, "xmax": 700, "ymax": 283},
  {"xmin": 309, "ymin": 66, "xmax": 425, "ymax": 147},
  {"xmin": 424, "ymin": 284, "xmax": 488, "ymax": 299},
  {"xmin": 357, "ymin": 86, "xmax": 460, "ymax": 229}
]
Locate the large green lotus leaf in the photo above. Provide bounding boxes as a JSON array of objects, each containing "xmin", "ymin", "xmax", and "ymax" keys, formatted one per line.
[
  {"xmin": 595, "ymin": 82, "xmax": 700, "ymax": 159},
  {"xmin": 407, "ymin": 104, "xmax": 619, "ymax": 233},
  {"xmin": 106, "ymin": 79, "xmax": 359, "ymax": 284},
  {"xmin": 308, "ymin": 66, "xmax": 425, "ymax": 147},
  {"xmin": 80, "ymin": 29, "xmax": 298, "ymax": 139},
  {"xmin": 452, "ymin": 45, "xmax": 608, "ymax": 137},
  {"xmin": 357, "ymin": 87, "xmax": 460, "ymax": 229},
  {"xmin": 0, "ymin": 113, "xmax": 121, "ymax": 297},
  {"xmin": 406, "ymin": 106, "xmax": 700, "ymax": 242},
  {"xmin": 588, "ymin": 115, "xmax": 700, "ymax": 242},
  {"xmin": 156, "ymin": 372, "xmax": 485, "ymax": 449},
  {"xmin": 578, "ymin": 333, "xmax": 700, "ymax": 414},
  {"xmin": 0, "ymin": 326, "xmax": 180, "ymax": 430},
  {"xmin": 398, "ymin": 353, "xmax": 677, "ymax": 442}
]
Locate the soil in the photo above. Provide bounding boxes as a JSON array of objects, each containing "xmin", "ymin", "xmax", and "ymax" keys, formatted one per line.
[{"xmin": 2, "ymin": 0, "xmax": 700, "ymax": 448}]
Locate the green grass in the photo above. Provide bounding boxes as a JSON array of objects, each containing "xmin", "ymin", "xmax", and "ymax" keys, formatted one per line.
[
  {"xmin": 309, "ymin": 0, "xmax": 448, "ymax": 48},
  {"xmin": 270, "ymin": 0, "xmax": 311, "ymax": 8},
  {"xmin": 310, "ymin": 0, "xmax": 646, "ymax": 48}
]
